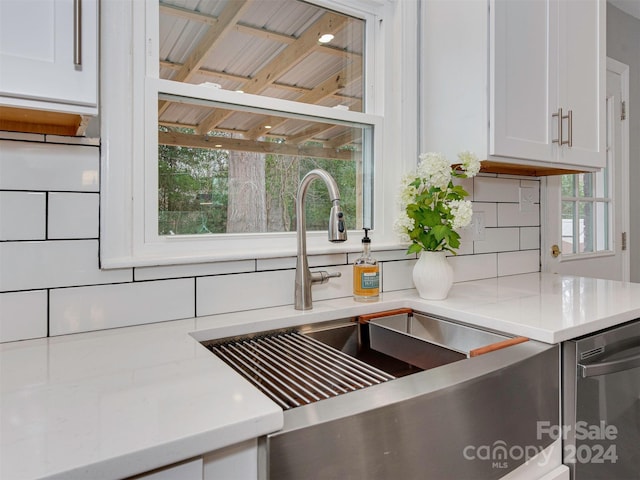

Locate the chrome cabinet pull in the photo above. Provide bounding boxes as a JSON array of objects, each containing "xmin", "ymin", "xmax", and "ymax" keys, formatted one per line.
[
  {"xmin": 552, "ymin": 108, "xmax": 572, "ymax": 146},
  {"xmin": 73, "ymin": 0, "xmax": 82, "ymax": 67},
  {"xmin": 552, "ymin": 108, "xmax": 563, "ymax": 144}
]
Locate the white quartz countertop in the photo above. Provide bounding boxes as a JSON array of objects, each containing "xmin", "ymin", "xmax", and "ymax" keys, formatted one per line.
[{"xmin": 2, "ymin": 273, "xmax": 640, "ymax": 479}]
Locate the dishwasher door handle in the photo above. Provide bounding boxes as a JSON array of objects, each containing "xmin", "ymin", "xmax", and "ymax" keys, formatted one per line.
[{"xmin": 579, "ymin": 350, "xmax": 640, "ymax": 378}]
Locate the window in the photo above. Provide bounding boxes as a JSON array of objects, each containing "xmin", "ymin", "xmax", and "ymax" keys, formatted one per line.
[
  {"xmin": 155, "ymin": 1, "xmax": 370, "ymax": 237},
  {"xmin": 560, "ymin": 169, "xmax": 611, "ymax": 255},
  {"xmin": 101, "ymin": 0, "xmax": 419, "ymax": 267}
]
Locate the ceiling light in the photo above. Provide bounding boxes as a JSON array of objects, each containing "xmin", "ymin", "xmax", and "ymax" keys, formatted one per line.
[
  {"xmin": 318, "ymin": 33, "xmax": 334, "ymax": 44},
  {"xmin": 264, "ymin": 125, "xmax": 272, "ymax": 129},
  {"xmin": 214, "ymin": 144, "xmax": 222, "ymax": 148}
]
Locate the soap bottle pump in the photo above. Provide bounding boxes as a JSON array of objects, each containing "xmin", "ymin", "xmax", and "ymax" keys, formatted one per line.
[{"xmin": 353, "ymin": 228, "xmax": 379, "ymax": 302}]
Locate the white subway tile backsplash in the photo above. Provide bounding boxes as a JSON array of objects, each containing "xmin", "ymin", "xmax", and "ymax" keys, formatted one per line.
[
  {"xmin": 0, "ymin": 290, "xmax": 48, "ymax": 342},
  {"xmin": 44, "ymin": 135, "xmax": 100, "ymax": 146},
  {"xmin": 257, "ymin": 253, "xmax": 347, "ymax": 271},
  {"xmin": 0, "ymin": 134, "xmax": 543, "ymax": 340},
  {"xmin": 472, "ymin": 202, "xmax": 498, "ymax": 227},
  {"xmin": 473, "ymin": 177, "xmax": 520, "ymax": 202},
  {"xmin": 455, "ymin": 177, "xmax": 474, "ymax": 198},
  {"xmin": 449, "ymin": 253, "xmax": 498, "ymax": 282},
  {"xmin": 197, "ymin": 270, "xmax": 294, "ymax": 316},
  {"xmin": 0, "ymin": 191, "xmax": 46, "ymax": 240},
  {"xmin": 48, "ymin": 192, "xmax": 99, "ymax": 239},
  {"xmin": 49, "ymin": 278, "xmax": 194, "ymax": 335},
  {"xmin": 497, "ymin": 203, "xmax": 540, "ymax": 227},
  {"xmin": 347, "ymin": 248, "xmax": 414, "ymax": 264},
  {"xmin": 382, "ymin": 259, "xmax": 416, "ymax": 291},
  {"xmin": 0, "ymin": 140, "xmax": 99, "ymax": 192},
  {"xmin": 0, "ymin": 240, "xmax": 131, "ymax": 292},
  {"xmin": 520, "ymin": 180, "xmax": 541, "ymax": 202},
  {"xmin": 0, "ymin": 131, "xmax": 45, "ymax": 142},
  {"xmin": 310, "ymin": 264, "xmax": 352, "ymax": 302},
  {"xmin": 497, "ymin": 250, "xmax": 540, "ymax": 276},
  {"xmin": 135, "ymin": 259, "xmax": 255, "ymax": 281},
  {"xmin": 520, "ymin": 227, "xmax": 541, "ymax": 250},
  {"xmin": 256, "ymin": 256, "xmax": 295, "ymax": 270},
  {"xmin": 474, "ymin": 227, "xmax": 520, "ymax": 254}
]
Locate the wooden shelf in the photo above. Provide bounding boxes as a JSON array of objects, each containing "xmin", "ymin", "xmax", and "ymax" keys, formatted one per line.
[
  {"xmin": 478, "ymin": 160, "xmax": 588, "ymax": 177},
  {"xmin": 0, "ymin": 106, "xmax": 90, "ymax": 136},
  {"xmin": 455, "ymin": 160, "xmax": 589, "ymax": 177}
]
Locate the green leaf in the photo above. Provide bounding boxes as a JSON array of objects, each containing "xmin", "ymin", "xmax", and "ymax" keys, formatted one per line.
[
  {"xmin": 431, "ymin": 224, "xmax": 450, "ymax": 242},
  {"xmin": 408, "ymin": 243, "xmax": 422, "ymax": 254}
]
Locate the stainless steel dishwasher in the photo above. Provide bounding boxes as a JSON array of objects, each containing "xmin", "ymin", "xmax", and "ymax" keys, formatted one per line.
[
  {"xmin": 203, "ymin": 310, "xmax": 560, "ymax": 480},
  {"xmin": 562, "ymin": 319, "xmax": 640, "ymax": 479}
]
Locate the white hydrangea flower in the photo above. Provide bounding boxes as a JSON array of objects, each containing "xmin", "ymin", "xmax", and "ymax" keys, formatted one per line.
[
  {"xmin": 449, "ymin": 199, "xmax": 473, "ymax": 229},
  {"xmin": 398, "ymin": 174, "xmax": 419, "ymax": 207},
  {"xmin": 458, "ymin": 150, "xmax": 481, "ymax": 177},
  {"xmin": 417, "ymin": 152, "xmax": 451, "ymax": 190},
  {"xmin": 393, "ymin": 211, "xmax": 414, "ymax": 242}
]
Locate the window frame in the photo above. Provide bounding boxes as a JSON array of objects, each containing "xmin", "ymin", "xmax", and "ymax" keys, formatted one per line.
[
  {"xmin": 560, "ymin": 169, "xmax": 616, "ymax": 261},
  {"xmin": 100, "ymin": 0, "xmax": 418, "ymax": 268}
]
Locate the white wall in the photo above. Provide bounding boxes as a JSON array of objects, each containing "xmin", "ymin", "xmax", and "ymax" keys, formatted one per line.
[
  {"xmin": 0, "ymin": 133, "xmax": 541, "ymax": 342},
  {"xmin": 607, "ymin": 4, "xmax": 640, "ymax": 282}
]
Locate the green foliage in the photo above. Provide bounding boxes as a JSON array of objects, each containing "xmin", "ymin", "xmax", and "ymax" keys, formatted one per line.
[
  {"xmin": 157, "ymin": 129, "xmax": 359, "ymax": 235},
  {"xmin": 405, "ymin": 182, "xmax": 465, "ymax": 254},
  {"xmin": 395, "ymin": 152, "xmax": 480, "ymax": 254}
]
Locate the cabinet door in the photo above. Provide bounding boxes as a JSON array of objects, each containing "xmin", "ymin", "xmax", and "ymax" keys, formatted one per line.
[
  {"xmin": 490, "ymin": 0, "xmax": 557, "ymax": 163},
  {"xmin": 556, "ymin": 0, "xmax": 605, "ymax": 169},
  {"xmin": 0, "ymin": 0, "xmax": 97, "ymax": 112}
]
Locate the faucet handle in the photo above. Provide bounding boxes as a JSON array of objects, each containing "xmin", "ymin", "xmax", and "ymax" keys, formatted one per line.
[{"xmin": 312, "ymin": 271, "xmax": 342, "ymax": 285}]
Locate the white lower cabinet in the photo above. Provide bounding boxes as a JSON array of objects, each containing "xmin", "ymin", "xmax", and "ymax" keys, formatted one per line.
[
  {"xmin": 128, "ymin": 439, "xmax": 258, "ymax": 480},
  {"xmin": 131, "ymin": 458, "xmax": 203, "ymax": 480},
  {"xmin": 203, "ymin": 439, "xmax": 259, "ymax": 480},
  {"xmin": 539, "ymin": 465, "xmax": 570, "ymax": 480}
]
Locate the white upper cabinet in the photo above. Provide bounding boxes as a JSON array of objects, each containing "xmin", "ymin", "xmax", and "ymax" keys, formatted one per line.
[
  {"xmin": 421, "ymin": 0, "xmax": 605, "ymax": 173},
  {"xmin": 0, "ymin": 0, "xmax": 98, "ymax": 115}
]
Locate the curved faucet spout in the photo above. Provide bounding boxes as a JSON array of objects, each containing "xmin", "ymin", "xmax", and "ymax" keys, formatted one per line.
[{"xmin": 295, "ymin": 169, "xmax": 347, "ymax": 310}]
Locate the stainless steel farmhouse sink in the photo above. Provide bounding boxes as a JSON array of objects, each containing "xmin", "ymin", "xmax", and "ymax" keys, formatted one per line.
[{"xmin": 201, "ymin": 309, "xmax": 559, "ymax": 480}]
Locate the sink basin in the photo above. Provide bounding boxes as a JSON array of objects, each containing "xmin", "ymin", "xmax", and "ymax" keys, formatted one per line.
[
  {"xmin": 200, "ymin": 309, "xmax": 559, "ymax": 480},
  {"xmin": 368, "ymin": 311, "xmax": 511, "ymax": 369}
]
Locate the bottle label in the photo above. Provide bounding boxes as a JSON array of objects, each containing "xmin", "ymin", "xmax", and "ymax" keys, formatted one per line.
[{"xmin": 360, "ymin": 271, "xmax": 379, "ymax": 289}]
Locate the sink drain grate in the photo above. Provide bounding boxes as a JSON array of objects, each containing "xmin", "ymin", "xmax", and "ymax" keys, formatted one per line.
[{"xmin": 206, "ymin": 331, "xmax": 395, "ymax": 410}]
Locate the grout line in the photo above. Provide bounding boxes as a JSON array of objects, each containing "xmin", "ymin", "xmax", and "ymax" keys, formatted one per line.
[{"xmin": 46, "ymin": 289, "xmax": 50, "ymax": 337}]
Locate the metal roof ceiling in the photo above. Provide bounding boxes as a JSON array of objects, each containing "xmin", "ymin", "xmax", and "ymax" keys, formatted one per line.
[{"xmin": 158, "ymin": 0, "xmax": 365, "ymax": 157}]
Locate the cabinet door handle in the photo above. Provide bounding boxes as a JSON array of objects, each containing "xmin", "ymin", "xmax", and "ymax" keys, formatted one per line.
[
  {"xmin": 552, "ymin": 108, "xmax": 563, "ymax": 145},
  {"xmin": 567, "ymin": 109, "xmax": 573, "ymax": 147},
  {"xmin": 74, "ymin": 0, "xmax": 82, "ymax": 67}
]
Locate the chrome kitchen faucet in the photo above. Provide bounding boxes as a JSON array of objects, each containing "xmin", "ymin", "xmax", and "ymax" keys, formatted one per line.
[{"xmin": 294, "ymin": 169, "xmax": 347, "ymax": 310}]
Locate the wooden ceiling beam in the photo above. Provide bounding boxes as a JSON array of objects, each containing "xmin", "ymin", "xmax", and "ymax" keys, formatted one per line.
[
  {"xmin": 158, "ymin": 0, "xmax": 251, "ymax": 116},
  {"xmin": 243, "ymin": 62, "xmax": 363, "ymax": 140},
  {"xmin": 241, "ymin": 12, "xmax": 348, "ymax": 96},
  {"xmin": 159, "ymin": 2, "xmax": 218, "ymax": 25},
  {"xmin": 197, "ymin": 12, "xmax": 348, "ymax": 134},
  {"xmin": 159, "ymin": 130, "xmax": 356, "ymax": 161},
  {"xmin": 326, "ymin": 131, "xmax": 362, "ymax": 149},
  {"xmin": 159, "ymin": 3, "xmax": 361, "ymax": 62},
  {"xmin": 286, "ymin": 124, "xmax": 335, "ymax": 145},
  {"xmin": 160, "ymin": 60, "xmax": 363, "ymax": 105}
]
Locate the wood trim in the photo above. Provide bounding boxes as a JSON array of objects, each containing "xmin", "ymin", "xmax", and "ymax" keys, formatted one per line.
[
  {"xmin": 158, "ymin": 130, "xmax": 356, "ymax": 161},
  {"xmin": 469, "ymin": 336, "xmax": 529, "ymax": 357},
  {"xmin": 475, "ymin": 160, "xmax": 588, "ymax": 176},
  {"xmin": 0, "ymin": 106, "xmax": 88, "ymax": 136},
  {"xmin": 358, "ymin": 308, "xmax": 413, "ymax": 324}
]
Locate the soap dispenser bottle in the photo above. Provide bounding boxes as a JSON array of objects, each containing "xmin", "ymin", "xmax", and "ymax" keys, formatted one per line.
[{"xmin": 353, "ymin": 228, "xmax": 379, "ymax": 302}]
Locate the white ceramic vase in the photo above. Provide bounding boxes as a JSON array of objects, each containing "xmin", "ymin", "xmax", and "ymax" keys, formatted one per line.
[{"xmin": 412, "ymin": 251, "xmax": 454, "ymax": 300}]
